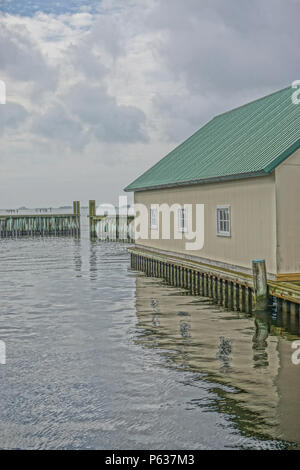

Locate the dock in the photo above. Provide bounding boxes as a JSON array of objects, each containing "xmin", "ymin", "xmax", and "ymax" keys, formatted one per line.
[
  {"xmin": 0, "ymin": 201, "xmax": 80, "ymax": 237},
  {"xmin": 88, "ymin": 200, "xmax": 134, "ymax": 241},
  {"xmin": 129, "ymin": 246, "xmax": 300, "ymax": 315}
]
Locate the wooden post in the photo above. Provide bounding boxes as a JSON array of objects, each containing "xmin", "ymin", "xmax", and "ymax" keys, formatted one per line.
[
  {"xmin": 89, "ymin": 200, "xmax": 96, "ymax": 237},
  {"xmin": 73, "ymin": 201, "xmax": 77, "ymax": 215},
  {"xmin": 239, "ymin": 285, "xmax": 245, "ymax": 312},
  {"xmin": 228, "ymin": 282, "xmax": 233, "ymax": 310},
  {"xmin": 233, "ymin": 283, "xmax": 238, "ymax": 311},
  {"xmin": 252, "ymin": 259, "xmax": 268, "ymax": 311},
  {"xmin": 290, "ymin": 302, "xmax": 299, "ymax": 316},
  {"xmin": 199, "ymin": 273, "xmax": 204, "ymax": 296},
  {"xmin": 192, "ymin": 270, "xmax": 196, "ymax": 295},
  {"xmin": 282, "ymin": 299, "xmax": 289, "ymax": 315},
  {"xmin": 73, "ymin": 201, "xmax": 80, "ymax": 233},
  {"xmin": 222, "ymin": 279, "xmax": 228, "ymax": 308},
  {"xmin": 207, "ymin": 275, "xmax": 211, "ymax": 298},
  {"xmin": 217, "ymin": 278, "xmax": 222, "ymax": 305},
  {"xmin": 245, "ymin": 287, "xmax": 250, "ymax": 314}
]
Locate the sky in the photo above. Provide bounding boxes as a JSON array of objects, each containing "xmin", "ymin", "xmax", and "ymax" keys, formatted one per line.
[{"xmin": 0, "ymin": 0, "xmax": 299, "ymax": 208}]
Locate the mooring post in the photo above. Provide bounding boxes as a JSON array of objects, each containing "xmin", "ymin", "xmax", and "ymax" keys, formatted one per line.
[
  {"xmin": 73, "ymin": 201, "xmax": 80, "ymax": 233},
  {"xmin": 252, "ymin": 259, "xmax": 268, "ymax": 311},
  {"xmin": 89, "ymin": 200, "xmax": 96, "ymax": 237}
]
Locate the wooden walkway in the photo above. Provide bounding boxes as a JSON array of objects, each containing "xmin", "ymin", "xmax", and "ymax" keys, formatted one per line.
[
  {"xmin": 128, "ymin": 246, "xmax": 300, "ymax": 314},
  {"xmin": 0, "ymin": 201, "xmax": 80, "ymax": 237},
  {"xmin": 268, "ymin": 280, "xmax": 300, "ymax": 314}
]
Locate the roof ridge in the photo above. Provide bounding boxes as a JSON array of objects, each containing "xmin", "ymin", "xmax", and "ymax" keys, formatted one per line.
[
  {"xmin": 124, "ymin": 84, "xmax": 300, "ymax": 192},
  {"xmin": 214, "ymin": 85, "xmax": 291, "ymax": 119}
]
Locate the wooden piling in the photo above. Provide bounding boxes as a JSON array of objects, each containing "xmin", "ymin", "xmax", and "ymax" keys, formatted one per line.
[
  {"xmin": 217, "ymin": 278, "xmax": 222, "ymax": 305},
  {"xmin": 89, "ymin": 200, "xmax": 96, "ymax": 237},
  {"xmin": 252, "ymin": 259, "xmax": 268, "ymax": 311},
  {"xmin": 239, "ymin": 285, "xmax": 245, "ymax": 312},
  {"xmin": 227, "ymin": 282, "xmax": 233, "ymax": 310},
  {"xmin": 0, "ymin": 205, "xmax": 80, "ymax": 238},
  {"xmin": 127, "ymin": 248, "xmax": 300, "ymax": 316},
  {"xmin": 222, "ymin": 280, "xmax": 228, "ymax": 308}
]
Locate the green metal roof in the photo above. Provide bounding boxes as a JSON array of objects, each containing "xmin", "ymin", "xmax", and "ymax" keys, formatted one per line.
[{"xmin": 125, "ymin": 86, "xmax": 300, "ymax": 192}]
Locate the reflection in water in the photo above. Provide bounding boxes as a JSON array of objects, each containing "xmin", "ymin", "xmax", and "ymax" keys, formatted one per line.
[
  {"xmin": 73, "ymin": 238, "xmax": 82, "ymax": 275},
  {"xmin": 89, "ymin": 241, "xmax": 98, "ymax": 281},
  {"xmin": 252, "ymin": 312, "xmax": 270, "ymax": 369},
  {"xmin": 135, "ymin": 274, "xmax": 300, "ymax": 449},
  {"xmin": 0, "ymin": 220, "xmax": 299, "ymax": 450},
  {"xmin": 217, "ymin": 337, "xmax": 232, "ymax": 373}
]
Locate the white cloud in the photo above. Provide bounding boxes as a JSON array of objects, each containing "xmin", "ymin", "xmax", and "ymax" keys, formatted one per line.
[
  {"xmin": 0, "ymin": 0, "xmax": 299, "ymax": 206},
  {"xmin": 0, "ymin": 20, "xmax": 58, "ymax": 89}
]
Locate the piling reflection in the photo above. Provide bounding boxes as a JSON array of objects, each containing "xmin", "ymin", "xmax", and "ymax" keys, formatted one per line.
[
  {"xmin": 73, "ymin": 238, "xmax": 82, "ymax": 274},
  {"xmin": 134, "ymin": 273, "xmax": 300, "ymax": 448},
  {"xmin": 89, "ymin": 241, "xmax": 98, "ymax": 281},
  {"xmin": 252, "ymin": 312, "xmax": 270, "ymax": 369}
]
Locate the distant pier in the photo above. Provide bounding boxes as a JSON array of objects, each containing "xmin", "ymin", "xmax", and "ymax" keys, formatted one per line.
[
  {"xmin": 0, "ymin": 201, "xmax": 80, "ymax": 237},
  {"xmin": 88, "ymin": 200, "xmax": 134, "ymax": 242}
]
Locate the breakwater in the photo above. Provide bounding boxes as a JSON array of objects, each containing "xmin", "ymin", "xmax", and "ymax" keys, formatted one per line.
[{"xmin": 0, "ymin": 201, "xmax": 80, "ymax": 237}]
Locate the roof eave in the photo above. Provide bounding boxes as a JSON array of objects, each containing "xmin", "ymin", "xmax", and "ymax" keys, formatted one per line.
[
  {"xmin": 124, "ymin": 170, "xmax": 268, "ymax": 192},
  {"xmin": 263, "ymin": 139, "xmax": 300, "ymax": 174}
]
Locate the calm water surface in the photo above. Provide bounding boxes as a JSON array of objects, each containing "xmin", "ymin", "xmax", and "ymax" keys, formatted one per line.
[{"xmin": 0, "ymin": 220, "xmax": 300, "ymax": 450}]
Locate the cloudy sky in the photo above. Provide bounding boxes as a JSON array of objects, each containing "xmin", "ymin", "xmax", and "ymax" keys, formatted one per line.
[{"xmin": 0, "ymin": 0, "xmax": 299, "ymax": 208}]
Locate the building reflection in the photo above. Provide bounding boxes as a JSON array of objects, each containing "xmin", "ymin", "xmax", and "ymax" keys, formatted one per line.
[{"xmin": 134, "ymin": 274, "xmax": 300, "ymax": 447}]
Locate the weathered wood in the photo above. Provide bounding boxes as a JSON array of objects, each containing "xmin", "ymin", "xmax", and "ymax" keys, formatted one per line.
[
  {"xmin": 222, "ymin": 280, "xmax": 228, "ymax": 308},
  {"xmin": 239, "ymin": 285, "xmax": 245, "ymax": 312},
  {"xmin": 233, "ymin": 283, "xmax": 238, "ymax": 311},
  {"xmin": 192, "ymin": 270, "xmax": 196, "ymax": 295},
  {"xmin": 227, "ymin": 282, "xmax": 233, "ymax": 310},
  {"xmin": 282, "ymin": 299, "xmax": 290, "ymax": 314},
  {"xmin": 217, "ymin": 278, "xmax": 222, "ymax": 305},
  {"xmin": 207, "ymin": 275, "xmax": 212, "ymax": 298},
  {"xmin": 89, "ymin": 200, "xmax": 96, "ymax": 217},
  {"xmin": 0, "ymin": 211, "xmax": 80, "ymax": 237},
  {"xmin": 290, "ymin": 302, "xmax": 299, "ymax": 316},
  {"xmin": 127, "ymin": 247, "xmax": 300, "ymax": 314},
  {"xmin": 199, "ymin": 273, "xmax": 204, "ymax": 296},
  {"xmin": 252, "ymin": 259, "xmax": 268, "ymax": 311}
]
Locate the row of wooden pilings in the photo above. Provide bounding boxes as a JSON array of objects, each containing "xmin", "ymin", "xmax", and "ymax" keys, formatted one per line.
[
  {"xmin": 0, "ymin": 201, "xmax": 80, "ymax": 237},
  {"xmin": 88, "ymin": 199, "xmax": 135, "ymax": 242},
  {"xmin": 131, "ymin": 252, "xmax": 254, "ymax": 314},
  {"xmin": 274, "ymin": 296, "xmax": 300, "ymax": 316}
]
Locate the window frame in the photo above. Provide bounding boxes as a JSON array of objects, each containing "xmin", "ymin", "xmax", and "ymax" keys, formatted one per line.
[
  {"xmin": 216, "ymin": 205, "xmax": 231, "ymax": 237},
  {"xmin": 150, "ymin": 206, "xmax": 158, "ymax": 230},
  {"xmin": 178, "ymin": 207, "xmax": 188, "ymax": 233}
]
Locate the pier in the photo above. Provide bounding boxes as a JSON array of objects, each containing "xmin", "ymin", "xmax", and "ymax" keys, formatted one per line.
[
  {"xmin": 88, "ymin": 200, "xmax": 134, "ymax": 242},
  {"xmin": 129, "ymin": 247, "xmax": 300, "ymax": 315},
  {"xmin": 0, "ymin": 201, "xmax": 80, "ymax": 237}
]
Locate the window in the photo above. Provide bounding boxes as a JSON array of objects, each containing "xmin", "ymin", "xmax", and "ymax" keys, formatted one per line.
[
  {"xmin": 216, "ymin": 206, "xmax": 231, "ymax": 237},
  {"xmin": 150, "ymin": 207, "xmax": 158, "ymax": 229},
  {"xmin": 178, "ymin": 207, "xmax": 187, "ymax": 233}
]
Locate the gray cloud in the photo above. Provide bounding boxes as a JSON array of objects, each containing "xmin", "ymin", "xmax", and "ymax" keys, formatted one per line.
[
  {"xmin": 69, "ymin": 41, "xmax": 108, "ymax": 81},
  {"xmin": 0, "ymin": 22, "xmax": 57, "ymax": 90},
  {"xmin": 148, "ymin": 0, "xmax": 300, "ymax": 92},
  {"xmin": 1, "ymin": 0, "xmax": 299, "ymax": 206},
  {"xmin": 65, "ymin": 83, "xmax": 148, "ymax": 143},
  {"xmin": 144, "ymin": 0, "xmax": 300, "ymax": 139},
  {"xmin": 0, "ymin": 101, "xmax": 28, "ymax": 135},
  {"xmin": 31, "ymin": 103, "xmax": 88, "ymax": 150}
]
